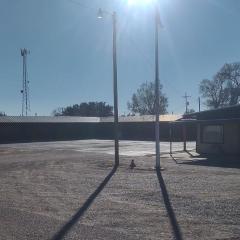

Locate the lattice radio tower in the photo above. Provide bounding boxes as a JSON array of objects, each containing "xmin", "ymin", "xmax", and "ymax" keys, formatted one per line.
[{"xmin": 20, "ymin": 48, "xmax": 30, "ymax": 116}]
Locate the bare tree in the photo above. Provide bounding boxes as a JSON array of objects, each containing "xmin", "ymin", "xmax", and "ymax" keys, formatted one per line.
[
  {"xmin": 199, "ymin": 77, "xmax": 229, "ymax": 109},
  {"xmin": 127, "ymin": 82, "xmax": 168, "ymax": 115},
  {"xmin": 217, "ymin": 63, "xmax": 240, "ymax": 87},
  {"xmin": 216, "ymin": 62, "xmax": 240, "ymax": 105},
  {"xmin": 199, "ymin": 62, "xmax": 240, "ymax": 109},
  {"xmin": 52, "ymin": 107, "xmax": 64, "ymax": 116}
]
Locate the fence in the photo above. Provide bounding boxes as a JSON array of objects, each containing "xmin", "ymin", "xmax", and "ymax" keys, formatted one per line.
[{"xmin": 0, "ymin": 117, "xmax": 197, "ymax": 144}]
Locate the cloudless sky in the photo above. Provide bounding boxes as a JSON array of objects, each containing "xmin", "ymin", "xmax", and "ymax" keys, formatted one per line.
[{"xmin": 1, "ymin": 0, "xmax": 240, "ymax": 116}]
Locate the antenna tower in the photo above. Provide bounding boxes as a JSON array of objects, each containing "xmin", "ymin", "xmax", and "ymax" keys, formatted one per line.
[{"xmin": 20, "ymin": 48, "xmax": 30, "ymax": 116}]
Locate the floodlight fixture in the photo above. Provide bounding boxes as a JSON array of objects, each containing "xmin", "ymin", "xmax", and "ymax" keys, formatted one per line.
[{"xmin": 97, "ymin": 8, "xmax": 103, "ymax": 19}]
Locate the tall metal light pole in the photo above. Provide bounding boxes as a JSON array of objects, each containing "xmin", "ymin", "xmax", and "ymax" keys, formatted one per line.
[
  {"xmin": 155, "ymin": 6, "xmax": 160, "ymax": 169},
  {"xmin": 98, "ymin": 9, "xmax": 119, "ymax": 166},
  {"xmin": 112, "ymin": 11, "xmax": 119, "ymax": 167}
]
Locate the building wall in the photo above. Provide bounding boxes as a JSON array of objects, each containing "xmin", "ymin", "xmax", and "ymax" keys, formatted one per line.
[
  {"xmin": 224, "ymin": 123, "xmax": 240, "ymax": 154},
  {"xmin": 0, "ymin": 122, "xmax": 196, "ymax": 143},
  {"xmin": 0, "ymin": 123, "xmax": 98, "ymax": 143},
  {"xmin": 196, "ymin": 123, "xmax": 240, "ymax": 155}
]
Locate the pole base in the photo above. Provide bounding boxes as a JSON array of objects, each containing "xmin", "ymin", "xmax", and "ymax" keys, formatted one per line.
[{"xmin": 155, "ymin": 166, "xmax": 165, "ymax": 171}]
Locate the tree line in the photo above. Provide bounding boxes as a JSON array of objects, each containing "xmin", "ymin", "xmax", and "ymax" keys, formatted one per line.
[
  {"xmin": 53, "ymin": 102, "xmax": 113, "ymax": 117},
  {"xmin": 52, "ymin": 82, "xmax": 168, "ymax": 117}
]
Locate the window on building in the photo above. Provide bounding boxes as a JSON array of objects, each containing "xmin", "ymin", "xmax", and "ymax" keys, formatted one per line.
[{"xmin": 202, "ymin": 125, "xmax": 224, "ymax": 144}]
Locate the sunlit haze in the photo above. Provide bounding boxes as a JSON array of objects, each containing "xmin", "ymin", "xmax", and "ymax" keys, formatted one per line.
[
  {"xmin": 127, "ymin": 0, "xmax": 155, "ymax": 6},
  {"xmin": 0, "ymin": 0, "xmax": 240, "ymax": 116}
]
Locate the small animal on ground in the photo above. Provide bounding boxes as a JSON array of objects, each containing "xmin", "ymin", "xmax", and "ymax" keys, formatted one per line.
[{"xmin": 130, "ymin": 159, "xmax": 136, "ymax": 169}]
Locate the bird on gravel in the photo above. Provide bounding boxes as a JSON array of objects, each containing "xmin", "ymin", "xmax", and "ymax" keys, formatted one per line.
[{"xmin": 130, "ymin": 160, "xmax": 136, "ymax": 169}]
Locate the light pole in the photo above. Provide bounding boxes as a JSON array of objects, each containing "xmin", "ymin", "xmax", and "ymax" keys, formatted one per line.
[
  {"xmin": 155, "ymin": 6, "xmax": 161, "ymax": 169},
  {"xmin": 98, "ymin": 9, "xmax": 119, "ymax": 167},
  {"xmin": 125, "ymin": 0, "xmax": 162, "ymax": 169}
]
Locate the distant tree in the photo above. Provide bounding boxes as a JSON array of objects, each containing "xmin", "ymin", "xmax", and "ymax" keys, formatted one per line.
[
  {"xmin": 186, "ymin": 108, "xmax": 195, "ymax": 114},
  {"xmin": 53, "ymin": 102, "xmax": 113, "ymax": 117},
  {"xmin": 52, "ymin": 107, "xmax": 64, "ymax": 116},
  {"xmin": 216, "ymin": 62, "xmax": 240, "ymax": 105},
  {"xmin": 200, "ymin": 62, "xmax": 240, "ymax": 109},
  {"xmin": 199, "ymin": 76, "xmax": 230, "ymax": 109},
  {"xmin": 217, "ymin": 62, "xmax": 240, "ymax": 87},
  {"xmin": 0, "ymin": 111, "xmax": 6, "ymax": 116},
  {"xmin": 127, "ymin": 82, "xmax": 168, "ymax": 115}
]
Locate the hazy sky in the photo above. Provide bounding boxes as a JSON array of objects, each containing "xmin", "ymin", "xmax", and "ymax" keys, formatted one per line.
[{"xmin": 1, "ymin": 0, "xmax": 240, "ymax": 116}]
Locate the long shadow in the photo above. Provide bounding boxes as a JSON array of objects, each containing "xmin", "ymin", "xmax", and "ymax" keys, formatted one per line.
[
  {"xmin": 170, "ymin": 154, "xmax": 179, "ymax": 164},
  {"xmin": 51, "ymin": 164, "xmax": 118, "ymax": 240},
  {"xmin": 180, "ymin": 155, "xmax": 240, "ymax": 169},
  {"xmin": 156, "ymin": 168, "xmax": 183, "ymax": 240},
  {"xmin": 184, "ymin": 150, "xmax": 195, "ymax": 158}
]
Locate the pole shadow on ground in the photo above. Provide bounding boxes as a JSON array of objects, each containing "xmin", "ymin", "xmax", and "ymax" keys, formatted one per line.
[
  {"xmin": 51, "ymin": 164, "xmax": 118, "ymax": 240},
  {"xmin": 156, "ymin": 168, "xmax": 183, "ymax": 240},
  {"xmin": 170, "ymin": 154, "xmax": 179, "ymax": 164},
  {"xmin": 179, "ymin": 155, "xmax": 240, "ymax": 169},
  {"xmin": 184, "ymin": 150, "xmax": 195, "ymax": 158}
]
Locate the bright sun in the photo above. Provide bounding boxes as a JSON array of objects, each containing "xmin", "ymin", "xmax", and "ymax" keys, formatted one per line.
[{"xmin": 127, "ymin": 0, "xmax": 154, "ymax": 6}]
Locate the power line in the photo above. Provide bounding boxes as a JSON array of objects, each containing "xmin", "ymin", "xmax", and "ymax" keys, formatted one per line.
[
  {"xmin": 66, "ymin": 0, "xmax": 99, "ymax": 12},
  {"xmin": 64, "ymin": 0, "xmax": 182, "ymax": 105},
  {"xmin": 65, "ymin": 0, "xmax": 180, "ymax": 94},
  {"xmin": 128, "ymin": 38, "xmax": 181, "ymax": 96}
]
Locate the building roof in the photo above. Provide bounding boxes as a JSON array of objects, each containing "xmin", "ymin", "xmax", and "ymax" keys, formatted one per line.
[
  {"xmin": 0, "ymin": 116, "xmax": 100, "ymax": 123},
  {"xmin": 183, "ymin": 105, "xmax": 240, "ymax": 120},
  {"xmin": 0, "ymin": 114, "xmax": 182, "ymax": 123},
  {"xmin": 101, "ymin": 114, "xmax": 181, "ymax": 122}
]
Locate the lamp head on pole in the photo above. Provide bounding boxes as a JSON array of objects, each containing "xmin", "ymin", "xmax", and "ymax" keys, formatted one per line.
[{"xmin": 97, "ymin": 8, "xmax": 103, "ymax": 19}]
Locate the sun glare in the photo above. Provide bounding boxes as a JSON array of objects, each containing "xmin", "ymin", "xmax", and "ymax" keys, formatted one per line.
[{"xmin": 127, "ymin": 0, "xmax": 154, "ymax": 6}]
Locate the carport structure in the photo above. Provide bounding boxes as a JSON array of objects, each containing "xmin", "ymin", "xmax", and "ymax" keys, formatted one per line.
[{"xmin": 168, "ymin": 118, "xmax": 197, "ymax": 155}]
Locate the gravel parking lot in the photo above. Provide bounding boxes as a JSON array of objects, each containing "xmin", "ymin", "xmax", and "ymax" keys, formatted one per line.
[{"xmin": 0, "ymin": 140, "xmax": 239, "ymax": 239}]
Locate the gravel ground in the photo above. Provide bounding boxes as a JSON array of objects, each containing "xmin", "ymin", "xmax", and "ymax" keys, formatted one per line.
[{"xmin": 0, "ymin": 140, "xmax": 239, "ymax": 240}]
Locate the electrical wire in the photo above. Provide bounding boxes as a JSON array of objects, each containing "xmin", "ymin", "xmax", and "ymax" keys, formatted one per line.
[
  {"xmin": 126, "ymin": 34, "xmax": 182, "ymax": 96},
  {"xmin": 66, "ymin": 0, "xmax": 97, "ymax": 12},
  {"xmin": 65, "ymin": 0, "xmax": 181, "ymax": 96}
]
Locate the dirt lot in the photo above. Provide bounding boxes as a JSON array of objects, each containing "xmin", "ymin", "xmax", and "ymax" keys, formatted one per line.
[{"xmin": 0, "ymin": 140, "xmax": 239, "ymax": 240}]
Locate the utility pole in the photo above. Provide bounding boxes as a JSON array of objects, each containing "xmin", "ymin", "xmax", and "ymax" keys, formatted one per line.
[
  {"xmin": 112, "ymin": 11, "xmax": 119, "ymax": 167},
  {"xmin": 198, "ymin": 97, "xmax": 201, "ymax": 112},
  {"xmin": 182, "ymin": 92, "xmax": 191, "ymax": 114},
  {"xmin": 20, "ymin": 48, "xmax": 30, "ymax": 116},
  {"xmin": 155, "ymin": 6, "xmax": 161, "ymax": 169},
  {"xmin": 98, "ymin": 9, "xmax": 119, "ymax": 167}
]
